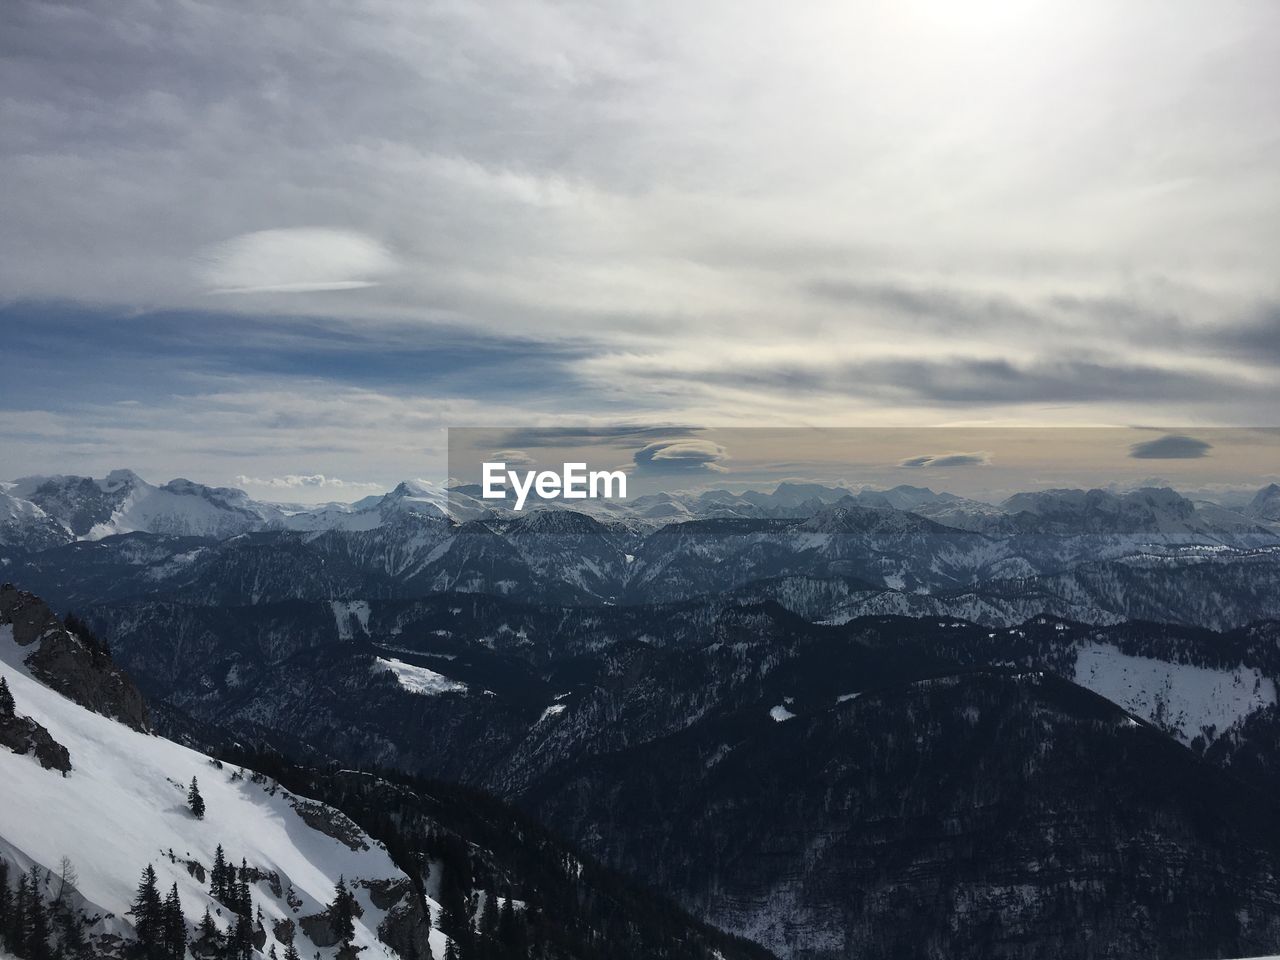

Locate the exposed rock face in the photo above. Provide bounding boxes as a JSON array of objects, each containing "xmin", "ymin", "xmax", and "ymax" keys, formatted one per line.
[
  {"xmin": 360, "ymin": 877, "xmax": 412, "ymax": 911},
  {"xmin": 0, "ymin": 583, "xmax": 149, "ymax": 731},
  {"xmin": 298, "ymin": 913, "xmax": 340, "ymax": 948},
  {"xmin": 0, "ymin": 711, "xmax": 71, "ymax": 771},
  {"xmin": 376, "ymin": 895, "xmax": 433, "ymax": 960},
  {"xmin": 271, "ymin": 918, "xmax": 296, "ymax": 946},
  {"xmin": 288, "ymin": 797, "xmax": 370, "ymax": 851}
]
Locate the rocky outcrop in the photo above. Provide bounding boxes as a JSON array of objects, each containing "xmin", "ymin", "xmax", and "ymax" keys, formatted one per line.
[
  {"xmin": 289, "ymin": 797, "xmax": 370, "ymax": 851},
  {"xmin": 298, "ymin": 913, "xmax": 340, "ymax": 948},
  {"xmin": 376, "ymin": 895, "xmax": 433, "ymax": 960},
  {"xmin": 0, "ymin": 711, "xmax": 71, "ymax": 772},
  {"xmin": 271, "ymin": 918, "xmax": 296, "ymax": 946},
  {"xmin": 0, "ymin": 583, "xmax": 149, "ymax": 731}
]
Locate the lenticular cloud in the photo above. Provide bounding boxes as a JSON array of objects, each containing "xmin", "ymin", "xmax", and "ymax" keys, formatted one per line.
[{"xmin": 198, "ymin": 227, "xmax": 397, "ymax": 294}]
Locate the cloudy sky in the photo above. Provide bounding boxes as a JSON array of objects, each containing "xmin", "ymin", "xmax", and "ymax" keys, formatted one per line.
[{"xmin": 2, "ymin": 1, "xmax": 1278, "ymax": 500}]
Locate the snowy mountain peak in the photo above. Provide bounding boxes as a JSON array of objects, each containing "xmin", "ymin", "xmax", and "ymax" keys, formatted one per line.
[
  {"xmin": 101, "ymin": 468, "xmax": 147, "ymax": 492},
  {"xmin": 1249, "ymin": 483, "xmax": 1280, "ymax": 521}
]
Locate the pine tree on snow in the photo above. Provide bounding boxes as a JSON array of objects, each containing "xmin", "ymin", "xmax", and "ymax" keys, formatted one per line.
[
  {"xmin": 187, "ymin": 777, "xmax": 206, "ymax": 820},
  {"xmin": 0, "ymin": 676, "xmax": 14, "ymax": 718},
  {"xmin": 130, "ymin": 864, "xmax": 163, "ymax": 959},
  {"xmin": 231, "ymin": 909, "xmax": 254, "ymax": 960},
  {"xmin": 497, "ymin": 893, "xmax": 521, "ymax": 954},
  {"xmin": 0, "ymin": 858, "xmax": 12, "ymax": 948},
  {"xmin": 56, "ymin": 893, "xmax": 88, "ymax": 960},
  {"xmin": 162, "ymin": 883, "xmax": 186, "ymax": 960},
  {"xmin": 194, "ymin": 908, "xmax": 222, "ymax": 956},
  {"xmin": 326, "ymin": 876, "xmax": 355, "ymax": 947},
  {"xmin": 236, "ymin": 859, "xmax": 252, "ymax": 917},
  {"xmin": 27, "ymin": 867, "xmax": 51, "ymax": 960},
  {"xmin": 210, "ymin": 846, "xmax": 229, "ymax": 904},
  {"xmin": 478, "ymin": 891, "xmax": 498, "ymax": 947},
  {"xmin": 12, "ymin": 869, "xmax": 29, "ymax": 958}
]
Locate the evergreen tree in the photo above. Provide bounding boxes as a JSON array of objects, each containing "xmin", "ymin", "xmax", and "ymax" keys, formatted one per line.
[
  {"xmin": 478, "ymin": 892, "xmax": 498, "ymax": 956},
  {"xmin": 130, "ymin": 864, "xmax": 163, "ymax": 960},
  {"xmin": 227, "ymin": 861, "xmax": 253, "ymax": 960},
  {"xmin": 497, "ymin": 894, "xmax": 520, "ymax": 955},
  {"xmin": 188, "ymin": 777, "xmax": 206, "ymax": 820},
  {"xmin": 162, "ymin": 884, "xmax": 186, "ymax": 960},
  {"xmin": 193, "ymin": 908, "xmax": 223, "ymax": 960},
  {"xmin": 27, "ymin": 867, "xmax": 50, "ymax": 960},
  {"xmin": 235, "ymin": 860, "xmax": 252, "ymax": 918},
  {"xmin": 12, "ymin": 868, "xmax": 29, "ymax": 958},
  {"xmin": 0, "ymin": 858, "xmax": 12, "ymax": 950},
  {"xmin": 210, "ymin": 846, "xmax": 228, "ymax": 904},
  {"xmin": 56, "ymin": 896, "xmax": 87, "ymax": 960},
  {"xmin": 326, "ymin": 877, "xmax": 355, "ymax": 947},
  {"xmin": 438, "ymin": 870, "xmax": 469, "ymax": 947},
  {"xmin": 231, "ymin": 908, "xmax": 253, "ymax": 960},
  {"xmin": 0, "ymin": 676, "xmax": 14, "ymax": 718},
  {"xmin": 282, "ymin": 938, "xmax": 300, "ymax": 960}
]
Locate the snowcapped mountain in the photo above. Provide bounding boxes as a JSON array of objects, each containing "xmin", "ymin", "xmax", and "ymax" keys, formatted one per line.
[
  {"xmin": 3, "ymin": 471, "xmax": 1277, "ymax": 547},
  {"xmin": 0, "ymin": 491, "xmax": 68, "ymax": 554},
  {"xmin": 7, "ymin": 471, "xmax": 285, "ymax": 541},
  {"xmin": 279, "ymin": 481, "xmax": 461, "ymax": 532},
  {"xmin": 998, "ymin": 486, "xmax": 1266, "ymax": 536},
  {"xmin": 1249, "ymin": 483, "xmax": 1280, "ymax": 524},
  {"xmin": 4, "ymin": 470, "xmax": 1280, "ymax": 630}
]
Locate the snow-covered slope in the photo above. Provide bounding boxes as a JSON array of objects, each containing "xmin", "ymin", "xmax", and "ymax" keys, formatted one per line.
[
  {"xmin": 0, "ymin": 491, "xmax": 70, "ymax": 552},
  {"xmin": 0, "ymin": 623, "xmax": 449, "ymax": 960},
  {"xmin": 1072, "ymin": 641, "xmax": 1276, "ymax": 745},
  {"xmin": 1249, "ymin": 484, "xmax": 1280, "ymax": 526}
]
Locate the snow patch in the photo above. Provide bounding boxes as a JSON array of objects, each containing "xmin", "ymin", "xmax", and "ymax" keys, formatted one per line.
[
  {"xmin": 537, "ymin": 703, "xmax": 568, "ymax": 724},
  {"xmin": 1073, "ymin": 642, "xmax": 1276, "ymax": 744},
  {"xmin": 331, "ymin": 600, "xmax": 372, "ymax": 641},
  {"xmin": 769, "ymin": 704, "xmax": 795, "ymax": 722},
  {"xmin": 372, "ymin": 657, "xmax": 466, "ymax": 696}
]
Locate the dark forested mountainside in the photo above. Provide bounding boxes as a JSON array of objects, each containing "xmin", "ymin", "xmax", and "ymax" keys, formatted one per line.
[
  {"xmin": 525, "ymin": 670, "xmax": 1280, "ymax": 960},
  {"xmin": 60, "ymin": 587, "xmax": 1280, "ymax": 960}
]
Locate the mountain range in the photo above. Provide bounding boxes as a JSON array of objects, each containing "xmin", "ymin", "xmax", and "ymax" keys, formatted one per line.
[
  {"xmin": 4, "ymin": 471, "xmax": 1280, "ymax": 631},
  {"xmin": 5, "ymin": 471, "xmax": 1280, "ymax": 545},
  {"xmin": 8, "ymin": 470, "xmax": 1280, "ymax": 958}
]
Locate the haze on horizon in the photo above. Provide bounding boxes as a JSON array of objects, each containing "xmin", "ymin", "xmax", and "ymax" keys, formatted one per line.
[{"xmin": 2, "ymin": 1, "xmax": 1278, "ymax": 499}]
